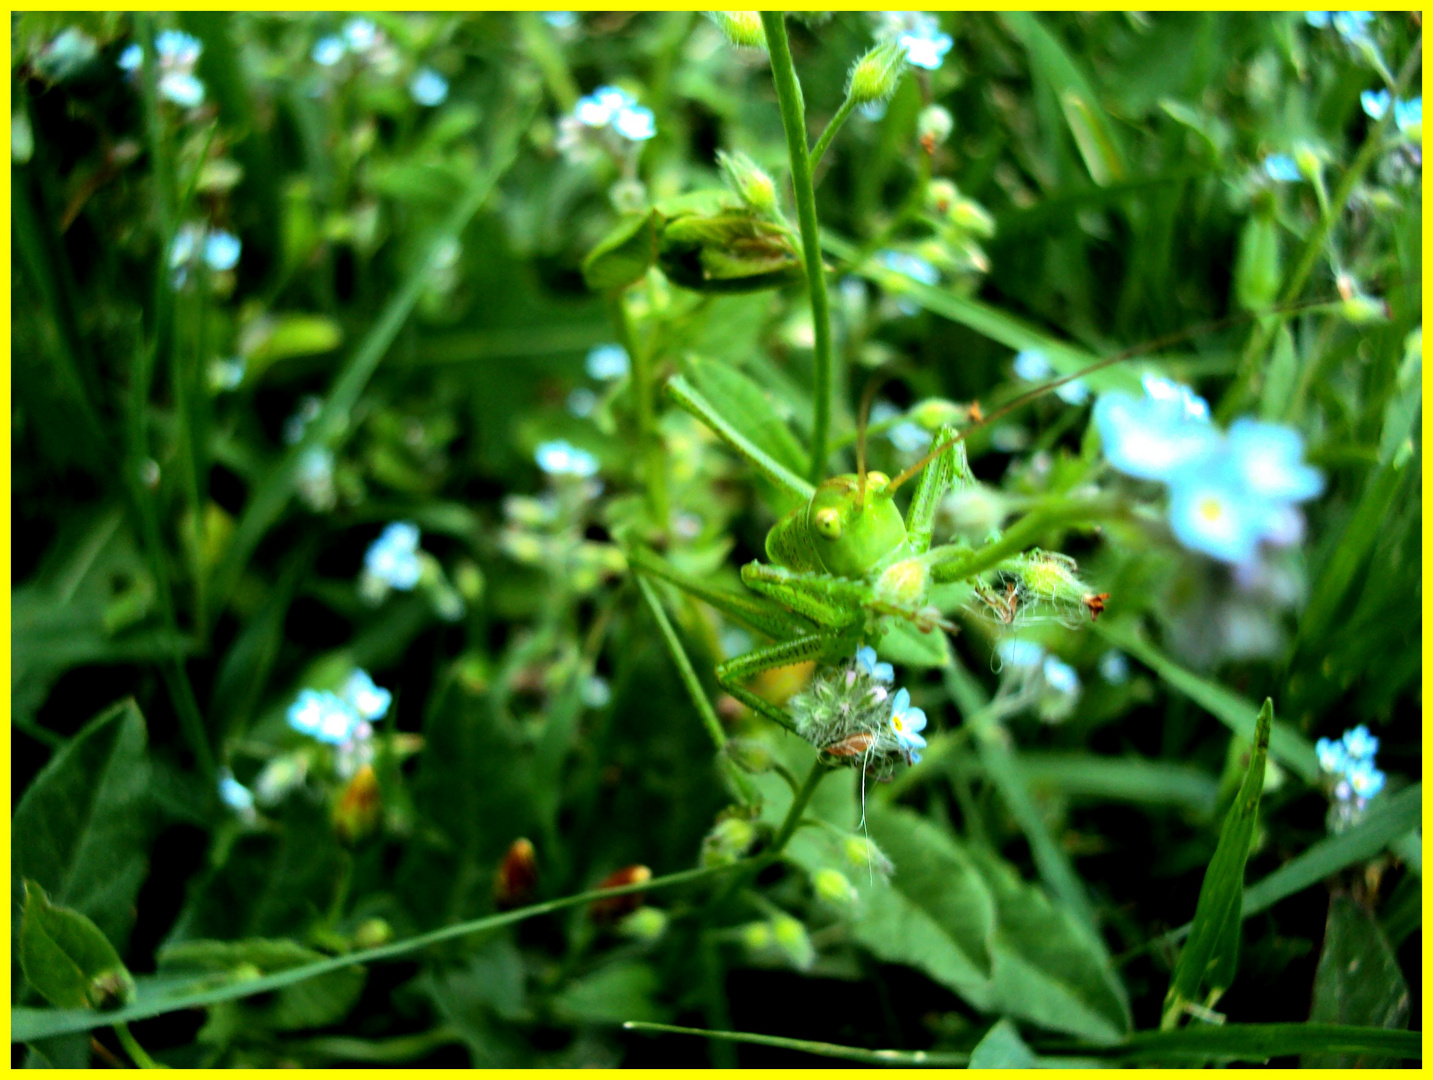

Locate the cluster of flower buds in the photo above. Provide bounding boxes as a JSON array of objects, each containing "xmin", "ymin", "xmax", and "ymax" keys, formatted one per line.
[
  {"xmin": 557, "ymin": 84, "xmax": 656, "ymax": 169},
  {"xmin": 359, "ymin": 521, "xmax": 464, "ymax": 618},
  {"xmin": 118, "ymin": 29, "xmax": 205, "ymax": 108},
  {"xmin": 788, "ymin": 646, "xmax": 928, "ymax": 779},
  {"xmin": 974, "ymin": 549, "xmax": 1108, "ymax": 629},
  {"xmin": 1316, "ymin": 725, "xmax": 1387, "ymax": 833}
]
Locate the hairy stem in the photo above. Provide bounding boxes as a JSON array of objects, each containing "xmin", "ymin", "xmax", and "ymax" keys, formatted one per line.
[
  {"xmin": 609, "ymin": 291, "xmax": 669, "ymax": 530},
  {"xmin": 761, "ymin": 12, "xmax": 833, "ymax": 484},
  {"xmin": 810, "ymin": 93, "xmax": 858, "ymax": 173}
]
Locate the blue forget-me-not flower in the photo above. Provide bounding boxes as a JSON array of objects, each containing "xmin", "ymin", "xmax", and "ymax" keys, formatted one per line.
[
  {"xmin": 1316, "ymin": 724, "xmax": 1386, "ymax": 832},
  {"xmin": 535, "ymin": 439, "xmax": 600, "ymax": 478},
  {"xmin": 119, "ymin": 29, "xmax": 205, "ymax": 107},
  {"xmin": 855, "ymin": 645, "xmax": 895, "ymax": 684},
  {"xmin": 585, "ymin": 343, "xmax": 630, "ymax": 380},
  {"xmin": 365, "ymin": 521, "xmax": 423, "ymax": 591},
  {"xmin": 409, "ymin": 67, "xmax": 448, "ymax": 107},
  {"xmin": 1012, "ymin": 348, "xmax": 1090, "ymax": 405},
  {"xmin": 1263, "ymin": 153, "xmax": 1302, "ymax": 183},
  {"xmin": 888, "ymin": 687, "xmax": 927, "ymax": 763}
]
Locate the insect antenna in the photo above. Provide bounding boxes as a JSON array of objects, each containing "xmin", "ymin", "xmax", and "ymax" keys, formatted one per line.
[{"xmin": 854, "ymin": 370, "xmax": 892, "ymax": 514}]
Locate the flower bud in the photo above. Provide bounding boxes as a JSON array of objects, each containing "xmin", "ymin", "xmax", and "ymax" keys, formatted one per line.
[
  {"xmin": 926, "ymin": 179, "xmax": 959, "ymax": 216},
  {"xmin": 949, "ymin": 198, "xmax": 996, "ymax": 238},
  {"xmin": 332, "ymin": 763, "xmax": 381, "ymax": 844},
  {"xmin": 917, "ymin": 104, "xmax": 953, "ymax": 146},
  {"xmin": 1339, "ymin": 294, "xmax": 1389, "ymax": 324},
  {"xmin": 617, "ymin": 906, "xmax": 669, "ymax": 944},
  {"xmin": 723, "ymin": 738, "xmax": 775, "ymax": 774},
  {"xmin": 708, "ymin": 11, "xmax": 766, "ymax": 49},
  {"xmin": 352, "ymin": 917, "xmax": 393, "ymax": 949},
  {"xmin": 700, "ymin": 815, "xmax": 758, "ymax": 867},
  {"xmin": 739, "ymin": 920, "xmax": 773, "ymax": 951},
  {"xmin": 1293, "ymin": 143, "xmax": 1322, "ymax": 180},
  {"xmin": 842, "ymin": 835, "xmax": 894, "ymax": 879},
  {"xmin": 494, "ymin": 837, "xmax": 539, "ymax": 910},
  {"xmin": 812, "ymin": 868, "xmax": 859, "ymax": 911},
  {"xmin": 589, "ymin": 864, "xmax": 651, "ymax": 924},
  {"xmin": 717, "ymin": 150, "xmax": 777, "ymax": 215},
  {"xmin": 909, "ymin": 397, "xmax": 966, "ymax": 429},
  {"xmin": 846, "ymin": 42, "xmax": 907, "ymax": 106},
  {"xmin": 771, "ymin": 915, "xmax": 816, "ymax": 971}
]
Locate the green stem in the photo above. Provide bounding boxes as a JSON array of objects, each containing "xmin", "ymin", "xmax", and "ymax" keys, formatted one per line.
[
  {"xmin": 515, "ymin": 11, "xmax": 579, "ymax": 112},
  {"xmin": 771, "ymin": 759, "xmax": 828, "ymax": 853},
  {"xmin": 926, "ymin": 497, "xmax": 1129, "ymax": 583},
  {"xmin": 760, "ymin": 12, "xmax": 833, "ymax": 484},
  {"xmin": 635, "ymin": 576, "xmax": 727, "ymax": 750},
  {"xmin": 809, "ymin": 94, "xmax": 858, "ymax": 173},
  {"xmin": 114, "ymin": 1022, "xmax": 164, "ymax": 1069},
  {"xmin": 609, "ymin": 291, "xmax": 669, "ymax": 530},
  {"xmin": 13, "ymin": 863, "xmax": 743, "ymax": 1041}
]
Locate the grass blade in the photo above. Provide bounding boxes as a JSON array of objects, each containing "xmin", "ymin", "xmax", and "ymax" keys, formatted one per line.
[
  {"xmin": 622, "ymin": 1021, "xmax": 971, "ymax": 1066},
  {"xmin": 1161, "ymin": 699, "xmax": 1272, "ymax": 1029},
  {"xmin": 1038, "ymin": 1022, "xmax": 1421, "ymax": 1064}
]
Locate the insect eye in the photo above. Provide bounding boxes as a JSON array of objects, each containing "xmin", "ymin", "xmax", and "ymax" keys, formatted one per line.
[
  {"xmin": 866, "ymin": 471, "xmax": 890, "ymax": 490},
  {"xmin": 814, "ymin": 507, "xmax": 843, "ymax": 539}
]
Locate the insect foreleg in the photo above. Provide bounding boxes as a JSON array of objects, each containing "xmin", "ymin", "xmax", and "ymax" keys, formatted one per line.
[
  {"xmin": 716, "ymin": 632, "xmax": 856, "ymax": 734},
  {"xmin": 741, "ymin": 563, "xmax": 864, "ymax": 628},
  {"xmin": 904, "ymin": 423, "xmax": 971, "ymax": 555}
]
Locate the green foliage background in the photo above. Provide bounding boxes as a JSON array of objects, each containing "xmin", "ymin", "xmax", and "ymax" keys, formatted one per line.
[{"xmin": 10, "ymin": 10, "xmax": 1422, "ymax": 1068}]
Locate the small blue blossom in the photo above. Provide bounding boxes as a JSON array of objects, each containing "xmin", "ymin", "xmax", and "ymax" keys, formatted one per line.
[
  {"xmin": 342, "ymin": 669, "xmax": 392, "ymax": 722},
  {"xmin": 1166, "ymin": 457, "xmax": 1272, "ymax": 564},
  {"xmin": 585, "ymin": 343, "xmax": 630, "ymax": 380},
  {"xmin": 897, "ymin": 14, "xmax": 953, "ymax": 70},
  {"xmin": 1013, "ymin": 348, "xmax": 1052, "ymax": 381},
  {"xmin": 1342, "ymin": 724, "xmax": 1379, "ymax": 760},
  {"xmin": 1304, "ymin": 11, "xmax": 1332, "ymax": 28},
  {"xmin": 160, "ymin": 72, "xmax": 205, "ymax": 108},
  {"xmin": 118, "ymin": 43, "xmax": 143, "ymax": 71},
  {"xmin": 567, "ymin": 387, "xmax": 598, "ymax": 418},
  {"xmin": 155, "ymin": 29, "xmax": 201, "ymax": 66},
  {"xmin": 1225, "ymin": 419, "xmax": 1324, "ymax": 503},
  {"xmin": 879, "ymin": 249, "xmax": 940, "ymax": 286},
  {"xmin": 218, "ymin": 770, "xmax": 255, "ymax": 815},
  {"xmin": 1362, "ymin": 88, "xmax": 1391, "ymax": 120},
  {"xmin": 409, "ymin": 67, "xmax": 449, "ymax": 107},
  {"xmin": 1330, "ymin": 10, "xmax": 1375, "ymax": 46},
  {"xmin": 365, "ymin": 521, "xmax": 423, "ymax": 590},
  {"xmin": 1041, "ymin": 655, "xmax": 1081, "ymax": 696},
  {"xmin": 1316, "ymin": 736, "xmax": 1350, "ymax": 775},
  {"xmin": 1263, "ymin": 153, "xmax": 1302, "ymax": 182},
  {"xmin": 888, "ymin": 421, "xmax": 928, "ymax": 454},
  {"xmin": 544, "ymin": 11, "xmax": 577, "ymax": 29},
  {"xmin": 996, "ymin": 638, "xmax": 1044, "ymax": 669},
  {"xmin": 204, "ymin": 229, "xmax": 241, "ymax": 271},
  {"xmin": 120, "ymin": 30, "xmax": 206, "ymax": 106},
  {"xmin": 613, "ymin": 103, "xmax": 656, "ymax": 141},
  {"xmin": 1347, "ymin": 758, "xmax": 1386, "ymax": 798},
  {"xmin": 1093, "ymin": 384, "xmax": 1220, "ymax": 483},
  {"xmin": 1394, "ymin": 96, "xmax": 1421, "ymax": 142},
  {"xmin": 295, "ymin": 446, "xmax": 336, "ymax": 511},
  {"xmin": 535, "ymin": 439, "xmax": 600, "ymax": 478},
  {"xmin": 859, "ymin": 100, "xmax": 889, "ymax": 122},
  {"xmin": 288, "ymin": 688, "xmax": 362, "ymax": 745},
  {"xmin": 888, "ymin": 686, "xmax": 927, "ymax": 763},
  {"xmin": 343, "ymin": 17, "xmax": 380, "ymax": 53},
  {"xmin": 573, "ymin": 85, "xmax": 656, "ymax": 142},
  {"xmin": 312, "ymin": 35, "xmax": 345, "ymax": 66},
  {"xmin": 1142, "ymin": 374, "xmax": 1210, "ymax": 421},
  {"xmin": 1098, "ymin": 650, "xmax": 1130, "ymax": 684},
  {"xmin": 855, "ymin": 645, "xmax": 894, "ymax": 684}
]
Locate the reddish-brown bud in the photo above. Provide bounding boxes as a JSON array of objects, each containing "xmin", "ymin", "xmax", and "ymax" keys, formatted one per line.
[
  {"xmin": 1083, "ymin": 592, "xmax": 1110, "ymax": 620},
  {"xmin": 588, "ymin": 864, "xmax": 651, "ymax": 924},
  {"xmin": 332, "ymin": 764, "xmax": 382, "ymax": 844},
  {"xmin": 823, "ymin": 732, "xmax": 876, "ymax": 758},
  {"xmin": 494, "ymin": 838, "xmax": 539, "ymax": 910}
]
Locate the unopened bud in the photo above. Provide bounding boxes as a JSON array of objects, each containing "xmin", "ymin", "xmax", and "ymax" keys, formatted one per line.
[
  {"xmin": 926, "ymin": 179, "xmax": 959, "ymax": 216},
  {"xmin": 1293, "ymin": 143, "xmax": 1322, "ymax": 180},
  {"xmin": 701, "ymin": 815, "xmax": 758, "ymax": 867},
  {"xmin": 917, "ymin": 104, "xmax": 953, "ymax": 146},
  {"xmin": 708, "ymin": 11, "xmax": 766, "ymax": 49},
  {"xmin": 949, "ymin": 197, "xmax": 996, "ymax": 238},
  {"xmin": 717, "ymin": 150, "xmax": 777, "ymax": 215},
  {"xmin": 910, "ymin": 397, "xmax": 965, "ymax": 429},
  {"xmin": 589, "ymin": 864, "xmax": 651, "ymax": 924},
  {"xmin": 617, "ymin": 906, "xmax": 669, "ymax": 943},
  {"xmin": 842, "ymin": 835, "xmax": 894, "ymax": 878},
  {"xmin": 723, "ymin": 738, "xmax": 775, "ymax": 774},
  {"xmin": 332, "ymin": 764, "xmax": 381, "ymax": 844},
  {"xmin": 847, "ymin": 42, "xmax": 907, "ymax": 106},
  {"xmin": 88, "ymin": 968, "xmax": 136, "ymax": 1009},
  {"xmin": 812, "ymin": 868, "xmax": 859, "ymax": 911},
  {"xmin": 494, "ymin": 837, "xmax": 539, "ymax": 910},
  {"xmin": 739, "ymin": 920, "xmax": 773, "ymax": 951},
  {"xmin": 1339, "ymin": 294, "xmax": 1389, "ymax": 324},
  {"xmin": 352, "ymin": 917, "xmax": 393, "ymax": 949},
  {"xmin": 771, "ymin": 915, "xmax": 816, "ymax": 970}
]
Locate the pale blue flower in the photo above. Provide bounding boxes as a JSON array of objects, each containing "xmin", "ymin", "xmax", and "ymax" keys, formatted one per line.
[
  {"xmin": 567, "ymin": 388, "xmax": 598, "ymax": 418},
  {"xmin": 410, "ymin": 67, "xmax": 448, "ymax": 107},
  {"xmin": 536, "ymin": 439, "xmax": 599, "ymax": 477},
  {"xmin": 365, "ymin": 521, "xmax": 423, "ymax": 590},
  {"xmin": 1166, "ymin": 458, "xmax": 1272, "ymax": 564},
  {"xmin": 118, "ymin": 42, "xmax": 143, "ymax": 71},
  {"xmin": 342, "ymin": 669, "xmax": 392, "ymax": 722},
  {"xmin": 38, "ymin": 28, "xmax": 98, "ymax": 82},
  {"xmin": 879, "ymin": 249, "xmax": 939, "ymax": 285},
  {"xmin": 888, "ymin": 687, "xmax": 927, "ymax": 763},
  {"xmin": 1224, "ymin": 418, "xmax": 1324, "ymax": 503},
  {"xmin": 312, "ymin": 35, "xmax": 345, "ymax": 66},
  {"xmin": 613, "ymin": 104, "xmax": 656, "ymax": 141},
  {"xmin": 897, "ymin": 15, "xmax": 953, "ymax": 70},
  {"xmin": 575, "ymin": 86, "xmax": 634, "ymax": 127},
  {"xmin": 343, "ymin": 18, "xmax": 380, "ymax": 53},
  {"xmin": 1041, "ymin": 655, "xmax": 1081, "ymax": 696},
  {"xmin": 218, "ymin": 770, "xmax": 255, "ymax": 814},
  {"xmin": 1347, "ymin": 758, "xmax": 1386, "ymax": 798},
  {"xmin": 889, "ymin": 421, "xmax": 928, "ymax": 454},
  {"xmin": 855, "ymin": 645, "xmax": 894, "ymax": 683},
  {"xmin": 1342, "ymin": 724, "xmax": 1379, "ymax": 761},
  {"xmin": 1316, "ymin": 736, "xmax": 1350, "ymax": 775},
  {"xmin": 1263, "ymin": 153, "xmax": 1301, "ymax": 182},
  {"xmin": 295, "ymin": 447, "xmax": 336, "ymax": 511},
  {"xmin": 204, "ymin": 229, "xmax": 241, "ymax": 271},
  {"xmin": 1330, "ymin": 10, "xmax": 1375, "ymax": 46},
  {"xmin": 155, "ymin": 29, "xmax": 201, "ymax": 65},
  {"xmin": 1098, "ymin": 650, "xmax": 1129, "ymax": 684},
  {"xmin": 1362, "ymin": 88, "xmax": 1391, "ymax": 120},
  {"xmin": 1013, "ymin": 349, "xmax": 1052, "ymax": 381},
  {"xmin": 585, "ymin": 343, "xmax": 630, "ymax": 380},
  {"xmin": 288, "ymin": 688, "xmax": 362, "ymax": 745},
  {"xmin": 859, "ymin": 100, "xmax": 888, "ymax": 122},
  {"xmin": 1093, "ymin": 386, "xmax": 1220, "ymax": 483},
  {"xmin": 996, "ymin": 638, "xmax": 1044, "ymax": 669},
  {"xmin": 544, "ymin": 11, "xmax": 577, "ymax": 29},
  {"xmin": 1304, "ymin": 11, "xmax": 1332, "ymax": 28},
  {"xmin": 1142, "ymin": 373, "xmax": 1210, "ymax": 421},
  {"xmin": 160, "ymin": 71, "xmax": 205, "ymax": 108},
  {"xmin": 1395, "ymin": 96, "xmax": 1421, "ymax": 142}
]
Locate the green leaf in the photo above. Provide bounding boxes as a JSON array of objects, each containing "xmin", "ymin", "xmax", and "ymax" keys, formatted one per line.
[
  {"xmin": 970, "ymin": 1018, "xmax": 1041, "ymax": 1069},
  {"xmin": 1162, "ymin": 699, "xmax": 1272, "ymax": 1028},
  {"xmin": 1017, "ymin": 752, "xmax": 1219, "ymax": 815},
  {"xmin": 874, "ymin": 617, "xmax": 950, "ymax": 668},
  {"xmin": 1095, "ymin": 620, "xmax": 1319, "ymax": 783},
  {"xmin": 551, "ymin": 960, "xmax": 668, "ymax": 1025},
  {"xmin": 1303, "ymin": 896, "xmax": 1410, "ymax": 1067},
  {"xmin": 1234, "ymin": 212, "xmax": 1281, "ymax": 311},
  {"xmin": 239, "ymin": 313, "xmax": 343, "ymax": 375},
  {"xmin": 1259, "ymin": 324, "xmax": 1298, "ymax": 421},
  {"xmin": 681, "ymin": 356, "xmax": 809, "ymax": 480},
  {"xmin": 11, "ymin": 701, "xmax": 153, "ymax": 980},
  {"xmin": 581, "ymin": 209, "xmax": 661, "ymax": 292},
  {"xmin": 20, "ymin": 881, "xmax": 135, "ymax": 1010},
  {"xmin": 1048, "ymin": 1022, "xmax": 1421, "ymax": 1065},
  {"xmin": 791, "ymin": 805, "xmax": 1130, "ymax": 1042}
]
